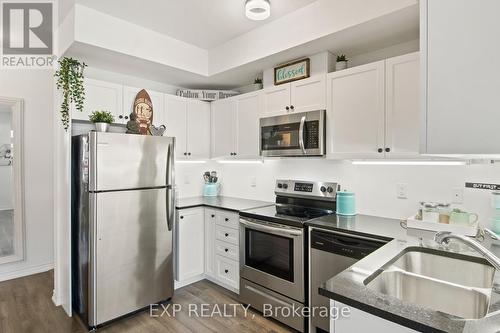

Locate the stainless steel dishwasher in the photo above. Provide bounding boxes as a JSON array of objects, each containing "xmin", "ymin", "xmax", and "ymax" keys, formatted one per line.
[{"xmin": 309, "ymin": 228, "xmax": 387, "ymax": 333}]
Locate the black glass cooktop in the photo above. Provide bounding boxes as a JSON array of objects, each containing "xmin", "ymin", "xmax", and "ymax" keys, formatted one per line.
[{"xmin": 240, "ymin": 204, "xmax": 334, "ymax": 228}]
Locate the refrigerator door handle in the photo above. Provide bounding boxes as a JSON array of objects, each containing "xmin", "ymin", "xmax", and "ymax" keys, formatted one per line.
[{"xmin": 166, "ymin": 140, "xmax": 175, "ymax": 231}]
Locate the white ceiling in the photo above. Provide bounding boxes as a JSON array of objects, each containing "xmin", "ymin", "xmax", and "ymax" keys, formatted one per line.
[{"xmin": 76, "ymin": 0, "xmax": 317, "ymax": 49}]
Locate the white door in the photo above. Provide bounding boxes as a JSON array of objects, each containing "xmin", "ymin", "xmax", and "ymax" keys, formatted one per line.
[
  {"xmin": 164, "ymin": 95, "xmax": 187, "ymax": 159},
  {"xmin": 262, "ymin": 84, "xmax": 291, "ymax": 117},
  {"xmin": 186, "ymin": 100, "xmax": 211, "ymax": 159},
  {"xmin": 123, "ymin": 86, "xmax": 165, "ymax": 127},
  {"xmin": 290, "ymin": 75, "xmax": 326, "ymax": 113},
  {"xmin": 236, "ymin": 92, "xmax": 261, "ymax": 158},
  {"xmin": 77, "ymin": 79, "xmax": 123, "ymax": 123},
  {"xmin": 423, "ymin": 0, "xmax": 500, "ymax": 154},
  {"xmin": 176, "ymin": 208, "xmax": 204, "ymax": 282},
  {"xmin": 385, "ymin": 52, "xmax": 420, "ymax": 158},
  {"xmin": 326, "ymin": 61, "xmax": 385, "ymax": 159},
  {"xmin": 211, "ymin": 98, "xmax": 237, "ymax": 158},
  {"xmin": 204, "ymin": 209, "xmax": 216, "ymax": 278}
]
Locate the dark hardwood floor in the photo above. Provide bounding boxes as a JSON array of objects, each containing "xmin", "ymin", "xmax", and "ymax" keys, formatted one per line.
[{"xmin": 0, "ymin": 270, "xmax": 294, "ymax": 333}]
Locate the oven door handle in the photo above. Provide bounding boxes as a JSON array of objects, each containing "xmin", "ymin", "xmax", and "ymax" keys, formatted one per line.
[
  {"xmin": 299, "ymin": 115, "xmax": 306, "ymax": 154},
  {"xmin": 240, "ymin": 219, "xmax": 302, "ymax": 237}
]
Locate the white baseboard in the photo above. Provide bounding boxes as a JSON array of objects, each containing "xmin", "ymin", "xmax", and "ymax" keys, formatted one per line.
[
  {"xmin": 0, "ymin": 262, "xmax": 53, "ymax": 282},
  {"xmin": 174, "ymin": 273, "xmax": 205, "ymax": 290}
]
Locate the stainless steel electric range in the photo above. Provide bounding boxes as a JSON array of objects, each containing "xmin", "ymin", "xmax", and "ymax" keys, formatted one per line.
[{"xmin": 239, "ymin": 179, "xmax": 339, "ymax": 332}]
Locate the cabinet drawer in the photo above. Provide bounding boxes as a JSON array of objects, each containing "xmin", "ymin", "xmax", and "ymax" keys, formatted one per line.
[
  {"xmin": 216, "ymin": 211, "xmax": 239, "ymax": 229},
  {"xmin": 215, "ymin": 225, "xmax": 239, "ymax": 245},
  {"xmin": 215, "ymin": 240, "xmax": 239, "ymax": 261},
  {"xmin": 215, "ymin": 255, "xmax": 238, "ymax": 289}
]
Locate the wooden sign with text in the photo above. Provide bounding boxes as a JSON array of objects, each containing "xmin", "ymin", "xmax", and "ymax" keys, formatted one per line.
[{"xmin": 274, "ymin": 58, "xmax": 310, "ymax": 85}]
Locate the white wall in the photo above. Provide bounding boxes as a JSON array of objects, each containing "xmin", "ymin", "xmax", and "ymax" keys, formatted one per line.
[
  {"xmin": 0, "ymin": 70, "xmax": 54, "ymax": 279},
  {"xmin": 0, "ymin": 111, "xmax": 13, "ymax": 210},
  {"xmin": 175, "ymin": 160, "xmax": 500, "ymax": 228}
]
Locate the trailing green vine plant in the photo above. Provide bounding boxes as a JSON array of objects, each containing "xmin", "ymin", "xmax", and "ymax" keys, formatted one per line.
[{"xmin": 54, "ymin": 57, "xmax": 87, "ymax": 130}]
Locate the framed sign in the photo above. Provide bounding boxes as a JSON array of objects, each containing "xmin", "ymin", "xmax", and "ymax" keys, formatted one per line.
[{"xmin": 274, "ymin": 58, "xmax": 310, "ymax": 85}]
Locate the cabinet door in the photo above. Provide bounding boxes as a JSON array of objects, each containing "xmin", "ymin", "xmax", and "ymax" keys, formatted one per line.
[
  {"xmin": 176, "ymin": 208, "xmax": 204, "ymax": 282},
  {"xmin": 262, "ymin": 84, "xmax": 291, "ymax": 117},
  {"xmin": 326, "ymin": 61, "xmax": 385, "ymax": 159},
  {"xmin": 164, "ymin": 95, "xmax": 187, "ymax": 159},
  {"xmin": 77, "ymin": 79, "xmax": 123, "ymax": 123},
  {"xmin": 332, "ymin": 301, "xmax": 418, "ymax": 333},
  {"xmin": 423, "ymin": 0, "xmax": 500, "ymax": 154},
  {"xmin": 290, "ymin": 75, "xmax": 326, "ymax": 113},
  {"xmin": 123, "ymin": 86, "xmax": 165, "ymax": 127},
  {"xmin": 186, "ymin": 100, "xmax": 211, "ymax": 159},
  {"xmin": 385, "ymin": 53, "xmax": 420, "ymax": 158},
  {"xmin": 236, "ymin": 92, "xmax": 260, "ymax": 158},
  {"xmin": 211, "ymin": 98, "xmax": 237, "ymax": 158},
  {"xmin": 204, "ymin": 209, "xmax": 216, "ymax": 278}
]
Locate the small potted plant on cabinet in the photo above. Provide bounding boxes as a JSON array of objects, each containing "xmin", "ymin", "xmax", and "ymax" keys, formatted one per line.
[
  {"xmin": 253, "ymin": 77, "xmax": 263, "ymax": 90},
  {"xmin": 335, "ymin": 54, "xmax": 348, "ymax": 71},
  {"xmin": 89, "ymin": 110, "xmax": 114, "ymax": 132}
]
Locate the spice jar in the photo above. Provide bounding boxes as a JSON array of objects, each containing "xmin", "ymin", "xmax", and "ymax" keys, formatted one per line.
[
  {"xmin": 437, "ymin": 203, "xmax": 451, "ymax": 224},
  {"xmin": 421, "ymin": 202, "xmax": 439, "ymax": 222}
]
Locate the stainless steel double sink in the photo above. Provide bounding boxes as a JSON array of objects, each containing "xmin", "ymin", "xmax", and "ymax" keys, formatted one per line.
[{"xmin": 364, "ymin": 247, "xmax": 496, "ymax": 319}]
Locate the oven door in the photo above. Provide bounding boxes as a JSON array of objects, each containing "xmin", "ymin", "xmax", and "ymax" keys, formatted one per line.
[
  {"xmin": 239, "ymin": 218, "xmax": 304, "ymax": 302},
  {"xmin": 260, "ymin": 110, "xmax": 325, "ymax": 157}
]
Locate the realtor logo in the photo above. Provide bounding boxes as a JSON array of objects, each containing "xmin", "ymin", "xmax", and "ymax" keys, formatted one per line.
[{"xmin": 1, "ymin": 1, "xmax": 56, "ymax": 68}]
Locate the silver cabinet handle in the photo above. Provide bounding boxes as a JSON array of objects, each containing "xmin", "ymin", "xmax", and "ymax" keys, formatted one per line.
[
  {"xmin": 299, "ymin": 115, "xmax": 306, "ymax": 154},
  {"xmin": 240, "ymin": 218, "xmax": 302, "ymax": 236},
  {"xmin": 244, "ymin": 285, "xmax": 294, "ymax": 308}
]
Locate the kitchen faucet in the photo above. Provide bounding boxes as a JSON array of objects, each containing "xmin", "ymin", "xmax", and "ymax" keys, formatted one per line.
[{"xmin": 434, "ymin": 231, "xmax": 500, "ymax": 271}]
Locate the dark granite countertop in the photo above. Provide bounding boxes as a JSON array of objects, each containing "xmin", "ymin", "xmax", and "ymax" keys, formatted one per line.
[
  {"xmin": 176, "ymin": 196, "xmax": 273, "ymax": 212},
  {"xmin": 309, "ymin": 214, "xmax": 500, "ymax": 333}
]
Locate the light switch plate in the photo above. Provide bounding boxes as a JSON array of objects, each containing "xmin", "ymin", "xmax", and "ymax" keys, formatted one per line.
[
  {"xmin": 452, "ymin": 188, "xmax": 464, "ymax": 204},
  {"xmin": 397, "ymin": 183, "xmax": 408, "ymax": 199}
]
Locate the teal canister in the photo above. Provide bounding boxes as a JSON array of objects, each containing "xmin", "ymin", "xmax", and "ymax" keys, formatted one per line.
[{"xmin": 336, "ymin": 192, "xmax": 356, "ymax": 216}]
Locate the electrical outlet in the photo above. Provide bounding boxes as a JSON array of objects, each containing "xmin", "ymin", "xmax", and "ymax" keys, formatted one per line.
[
  {"xmin": 250, "ymin": 177, "xmax": 257, "ymax": 188},
  {"xmin": 397, "ymin": 183, "xmax": 408, "ymax": 199},
  {"xmin": 452, "ymin": 188, "xmax": 464, "ymax": 204}
]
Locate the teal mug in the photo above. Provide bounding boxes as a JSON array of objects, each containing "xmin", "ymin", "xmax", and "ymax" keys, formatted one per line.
[{"xmin": 449, "ymin": 210, "xmax": 478, "ymax": 226}]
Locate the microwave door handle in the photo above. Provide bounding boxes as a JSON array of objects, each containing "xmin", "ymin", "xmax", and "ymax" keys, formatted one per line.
[{"xmin": 299, "ymin": 115, "xmax": 306, "ymax": 154}]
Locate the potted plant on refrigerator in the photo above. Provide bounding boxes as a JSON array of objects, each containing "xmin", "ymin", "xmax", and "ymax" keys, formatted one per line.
[
  {"xmin": 89, "ymin": 110, "xmax": 114, "ymax": 132},
  {"xmin": 335, "ymin": 54, "xmax": 348, "ymax": 71},
  {"xmin": 253, "ymin": 77, "xmax": 263, "ymax": 90}
]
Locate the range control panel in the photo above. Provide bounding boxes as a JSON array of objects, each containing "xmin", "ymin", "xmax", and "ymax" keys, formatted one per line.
[{"xmin": 275, "ymin": 179, "xmax": 339, "ymax": 200}]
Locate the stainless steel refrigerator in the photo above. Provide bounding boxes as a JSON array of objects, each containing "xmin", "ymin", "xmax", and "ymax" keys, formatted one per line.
[{"xmin": 71, "ymin": 132, "xmax": 175, "ymax": 328}]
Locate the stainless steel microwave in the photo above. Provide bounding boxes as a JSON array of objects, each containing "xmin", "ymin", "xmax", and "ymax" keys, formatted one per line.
[{"xmin": 260, "ymin": 110, "xmax": 325, "ymax": 157}]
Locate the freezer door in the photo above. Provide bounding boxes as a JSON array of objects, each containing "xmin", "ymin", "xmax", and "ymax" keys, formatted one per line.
[
  {"xmin": 89, "ymin": 132, "xmax": 174, "ymax": 191},
  {"xmin": 91, "ymin": 188, "xmax": 174, "ymax": 326}
]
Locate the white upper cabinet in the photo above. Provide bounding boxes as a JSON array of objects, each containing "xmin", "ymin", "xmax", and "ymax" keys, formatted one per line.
[
  {"xmin": 422, "ymin": 0, "xmax": 500, "ymax": 155},
  {"xmin": 262, "ymin": 75, "xmax": 326, "ymax": 117},
  {"xmin": 385, "ymin": 53, "xmax": 420, "ymax": 158},
  {"xmin": 327, "ymin": 61, "xmax": 386, "ymax": 159},
  {"xmin": 235, "ymin": 92, "xmax": 261, "ymax": 158},
  {"xmin": 262, "ymin": 84, "xmax": 290, "ymax": 117},
  {"xmin": 165, "ymin": 95, "xmax": 188, "ymax": 159},
  {"xmin": 123, "ymin": 86, "xmax": 165, "ymax": 127},
  {"xmin": 75, "ymin": 79, "xmax": 123, "ymax": 123},
  {"xmin": 211, "ymin": 91, "xmax": 261, "ymax": 159},
  {"xmin": 327, "ymin": 53, "xmax": 420, "ymax": 159},
  {"xmin": 165, "ymin": 95, "xmax": 210, "ymax": 160},
  {"xmin": 290, "ymin": 75, "xmax": 326, "ymax": 113},
  {"xmin": 186, "ymin": 100, "xmax": 211, "ymax": 159},
  {"xmin": 211, "ymin": 98, "xmax": 237, "ymax": 158}
]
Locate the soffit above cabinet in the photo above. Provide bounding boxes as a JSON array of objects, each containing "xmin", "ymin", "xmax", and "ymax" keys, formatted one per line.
[{"xmin": 62, "ymin": 1, "xmax": 418, "ymax": 89}]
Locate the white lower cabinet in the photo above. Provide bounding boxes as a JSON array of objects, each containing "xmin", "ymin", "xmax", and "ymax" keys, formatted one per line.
[
  {"xmin": 175, "ymin": 208, "xmax": 205, "ymax": 286},
  {"xmin": 177, "ymin": 207, "xmax": 240, "ymax": 293},
  {"xmin": 330, "ymin": 300, "xmax": 418, "ymax": 333}
]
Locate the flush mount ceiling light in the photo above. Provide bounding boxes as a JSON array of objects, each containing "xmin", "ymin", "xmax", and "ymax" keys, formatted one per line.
[{"xmin": 245, "ymin": 0, "xmax": 271, "ymax": 21}]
